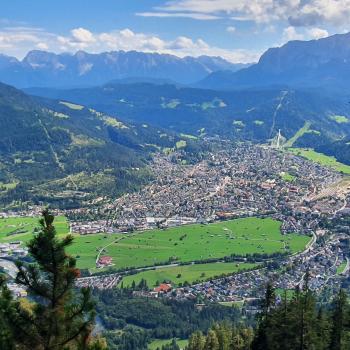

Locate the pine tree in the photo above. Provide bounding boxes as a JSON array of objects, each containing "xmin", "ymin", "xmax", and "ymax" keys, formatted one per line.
[
  {"xmin": 212, "ymin": 323, "xmax": 230, "ymax": 350},
  {"xmin": 329, "ymin": 289, "xmax": 349, "ymax": 350},
  {"xmin": 252, "ymin": 282, "xmax": 275, "ymax": 350},
  {"xmin": 0, "ymin": 275, "xmax": 15, "ymax": 350},
  {"xmin": 204, "ymin": 330, "xmax": 219, "ymax": 350},
  {"xmin": 187, "ymin": 331, "xmax": 205, "ymax": 350},
  {"xmin": 3, "ymin": 210, "xmax": 106, "ymax": 350}
]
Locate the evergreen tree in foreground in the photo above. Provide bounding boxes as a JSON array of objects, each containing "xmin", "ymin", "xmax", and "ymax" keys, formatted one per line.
[{"xmin": 2, "ymin": 210, "xmax": 106, "ymax": 350}]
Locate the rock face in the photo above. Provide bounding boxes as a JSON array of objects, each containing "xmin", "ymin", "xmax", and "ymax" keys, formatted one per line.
[
  {"xmin": 0, "ymin": 50, "xmax": 246, "ymax": 87},
  {"xmin": 199, "ymin": 32, "xmax": 350, "ymax": 91}
]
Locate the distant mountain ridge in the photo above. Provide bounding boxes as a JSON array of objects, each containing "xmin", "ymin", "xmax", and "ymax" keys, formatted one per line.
[
  {"xmin": 27, "ymin": 81, "xmax": 350, "ymax": 155},
  {"xmin": 199, "ymin": 32, "xmax": 350, "ymax": 91},
  {"xmin": 0, "ymin": 50, "xmax": 248, "ymax": 88}
]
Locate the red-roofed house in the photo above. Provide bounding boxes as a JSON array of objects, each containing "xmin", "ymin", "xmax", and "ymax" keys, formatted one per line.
[
  {"xmin": 154, "ymin": 283, "xmax": 172, "ymax": 294},
  {"xmin": 97, "ymin": 256, "xmax": 113, "ymax": 268}
]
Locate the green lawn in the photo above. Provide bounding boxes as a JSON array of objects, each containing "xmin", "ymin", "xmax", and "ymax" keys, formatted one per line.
[
  {"xmin": 275, "ymin": 288, "xmax": 295, "ymax": 300},
  {"xmin": 68, "ymin": 234, "xmax": 122, "ymax": 269},
  {"xmin": 289, "ymin": 148, "xmax": 350, "ymax": 174},
  {"xmin": 329, "ymin": 115, "xmax": 349, "ymax": 124},
  {"xmin": 280, "ymin": 172, "xmax": 296, "ymax": 182},
  {"xmin": 59, "ymin": 101, "xmax": 84, "ymax": 110},
  {"xmin": 0, "ymin": 216, "xmax": 69, "ymax": 243},
  {"xmin": 121, "ymin": 262, "xmax": 259, "ymax": 287},
  {"xmin": 219, "ymin": 301, "xmax": 245, "ymax": 307},
  {"xmin": 0, "ymin": 216, "xmax": 310, "ymax": 271},
  {"xmin": 176, "ymin": 140, "xmax": 187, "ymax": 149},
  {"xmin": 284, "ymin": 121, "xmax": 311, "ymax": 148},
  {"xmin": 337, "ymin": 261, "xmax": 347, "ymax": 274},
  {"xmin": 101, "ymin": 217, "xmax": 310, "ymax": 270},
  {"xmin": 148, "ymin": 338, "xmax": 188, "ymax": 350}
]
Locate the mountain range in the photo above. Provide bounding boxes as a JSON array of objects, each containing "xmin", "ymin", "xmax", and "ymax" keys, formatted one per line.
[
  {"xmin": 0, "ymin": 50, "xmax": 247, "ymax": 88},
  {"xmin": 200, "ymin": 32, "xmax": 350, "ymax": 92},
  {"xmin": 2, "ymin": 33, "xmax": 350, "ymax": 209},
  {"xmin": 27, "ymin": 81, "xmax": 350, "ymax": 156}
]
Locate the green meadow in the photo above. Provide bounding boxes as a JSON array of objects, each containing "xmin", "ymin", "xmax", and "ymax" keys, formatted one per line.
[
  {"xmin": 289, "ymin": 148, "xmax": 350, "ymax": 174},
  {"xmin": 337, "ymin": 261, "xmax": 347, "ymax": 274},
  {"xmin": 121, "ymin": 262, "xmax": 259, "ymax": 287},
  {"xmin": 0, "ymin": 216, "xmax": 69, "ymax": 243},
  {"xmin": 98, "ymin": 217, "xmax": 310, "ymax": 271},
  {"xmin": 148, "ymin": 338, "xmax": 188, "ymax": 350},
  {"xmin": 0, "ymin": 216, "xmax": 310, "ymax": 271}
]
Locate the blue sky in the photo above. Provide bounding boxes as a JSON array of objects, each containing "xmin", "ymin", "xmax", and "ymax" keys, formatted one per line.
[{"xmin": 1, "ymin": 0, "xmax": 349, "ymax": 62}]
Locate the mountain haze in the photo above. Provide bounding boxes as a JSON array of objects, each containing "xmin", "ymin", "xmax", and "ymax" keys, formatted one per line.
[
  {"xmin": 200, "ymin": 32, "xmax": 350, "ymax": 91},
  {"xmin": 27, "ymin": 82, "xmax": 350, "ymax": 158},
  {"xmin": 0, "ymin": 50, "xmax": 248, "ymax": 88}
]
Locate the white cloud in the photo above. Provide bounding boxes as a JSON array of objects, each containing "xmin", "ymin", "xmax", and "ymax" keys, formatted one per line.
[
  {"xmin": 282, "ymin": 26, "xmax": 305, "ymax": 41},
  {"xmin": 71, "ymin": 27, "xmax": 95, "ymax": 43},
  {"xmin": 149, "ymin": 0, "xmax": 350, "ymax": 27},
  {"xmin": 36, "ymin": 42, "xmax": 49, "ymax": 50},
  {"xmin": 306, "ymin": 27, "xmax": 329, "ymax": 39},
  {"xmin": 226, "ymin": 26, "xmax": 236, "ymax": 33},
  {"xmin": 136, "ymin": 12, "xmax": 220, "ymax": 20},
  {"xmin": 0, "ymin": 25, "xmax": 260, "ymax": 63}
]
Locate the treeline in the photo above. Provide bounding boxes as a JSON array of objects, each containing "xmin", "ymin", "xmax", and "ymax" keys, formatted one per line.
[
  {"xmin": 185, "ymin": 281, "xmax": 350, "ymax": 350},
  {"xmin": 94, "ymin": 288, "xmax": 245, "ymax": 349}
]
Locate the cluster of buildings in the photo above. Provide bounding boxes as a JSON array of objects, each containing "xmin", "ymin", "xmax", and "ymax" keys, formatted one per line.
[
  {"xmin": 169, "ymin": 234, "xmax": 349, "ymax": 303},
  {"xmin": 75, "ymin": 273, "xmax": 121, "ymax": 289},
  {"xmin": 2, "ymin": 141, "xmax": 350, "ymax": 302},
  {"xmin": 69, "ymin": 143, "xmax": 340, "ymax": 235},
  {"xmin": 0, "ymin": 241, "xmax": 28, "ymax": 258}
]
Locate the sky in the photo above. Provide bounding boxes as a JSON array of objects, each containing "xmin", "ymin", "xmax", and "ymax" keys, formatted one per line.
[{"xmin": 0, "ymin": 0, "xmax": 349, "ymax": 63}]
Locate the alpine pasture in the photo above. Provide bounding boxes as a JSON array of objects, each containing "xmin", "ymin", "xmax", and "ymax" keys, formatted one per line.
[{"xmin": 0, "ymin": 216, "xmax": 310, "ymax": 271}]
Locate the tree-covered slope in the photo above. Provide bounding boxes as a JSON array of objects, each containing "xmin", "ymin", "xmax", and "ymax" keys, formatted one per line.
[
  {"xmin": 0, "ymin": 82, "xmax": 186, "ymax": 209},
  {"xmin": 27, "ymin": 82, "xmax": 350, "ymax": 159}
]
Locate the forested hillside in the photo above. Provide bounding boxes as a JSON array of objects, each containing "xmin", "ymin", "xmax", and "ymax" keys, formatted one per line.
[
  {"xmin": 0, "ymin": 82, "xmax": 192, "ymax": 209},
  {"xmin": 27, "ymin": 82, "xmax": 350, "ymax": 164}
]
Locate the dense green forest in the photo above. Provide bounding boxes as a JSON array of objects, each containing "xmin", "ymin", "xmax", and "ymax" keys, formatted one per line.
[
  {"xmin": 0, "ymin": 82, "xmax": 206, "ymax": 210},
  {"xmin": 89, "ymin": 276, "xmax": 350, "ymax": 349},
  {"xmin": 27, "ymin": 82, "xmax": 350, "ymax": 165},
  {"xmin": 94, "ymin": 283, "xmax": 350, "ymax": 350},
  {"xmin": 184, "ymin": 283, "xmax": 350, "ymax": 350},
  {"xmin": 94, "ymin": 286, "xmax": 244, "ymax": 350}
]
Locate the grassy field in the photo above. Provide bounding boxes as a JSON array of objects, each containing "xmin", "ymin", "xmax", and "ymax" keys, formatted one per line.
[
  {"xmin": 0, "ymin": 216, "xmax": 310, "ymax": 271},
  {"xmin": 280, "ymin": 172, "xmax": 296, "ymax": 182},
  {"xmin": 121, "ymin": 262, "xmax": 259, "ymax": 287},
  {"xmin": 289, "ymin": 148, "xmax": 350, "ymax": 174},
  {"xmin": 148, "ymin": 338, "xmax": 188, "ymax": 350},
  {"xmin": 329, "ymin": 115, "xmax": 349, "ymax": 124},
  {"xmin": 219, "ymin": 301, "xmax": 245, "ymax": 307},
  {"xmin": 0, "ymin": 216, "xmax": 69, "ymax": 243},
  {"xmin": 59, "ymin": 101, "xmax": 84, "ymax": 110},
  {"xmin": 337, "ymin": 261, "xmax": 347, "ymax": 274},
  {"xmin": 0, "ymin": 216, "xmax": 121, "ymax": 269},
  {"xmin": 98, "ymin": 217, "xmax": 310, "ymax": 270},
  {"xmin": 284, "ymin": 121, "xmax": 311, "ymax": 148}
]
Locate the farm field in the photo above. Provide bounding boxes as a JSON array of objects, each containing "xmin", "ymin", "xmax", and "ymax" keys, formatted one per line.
[
  {"xmin": 0, "ymin": 216, "xmax": 311, "ymax": 271},
  {"xmin": 0, "ymin": 216, "xmax": 69, "ymax": 243},
  {"xmin": 121, "ymin": 262, "xmax": 259, "ymax": 287},
  {"xmin": 100, "ymin": 217, "xmax": 310, "ymax": 270},
  {"xmin": 289, "ymin": 148, "xmax": 350, "ymax": 174},
  {"xmin": 0, "ymin": 216, "xmax": 120, "ymax": 269}
]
